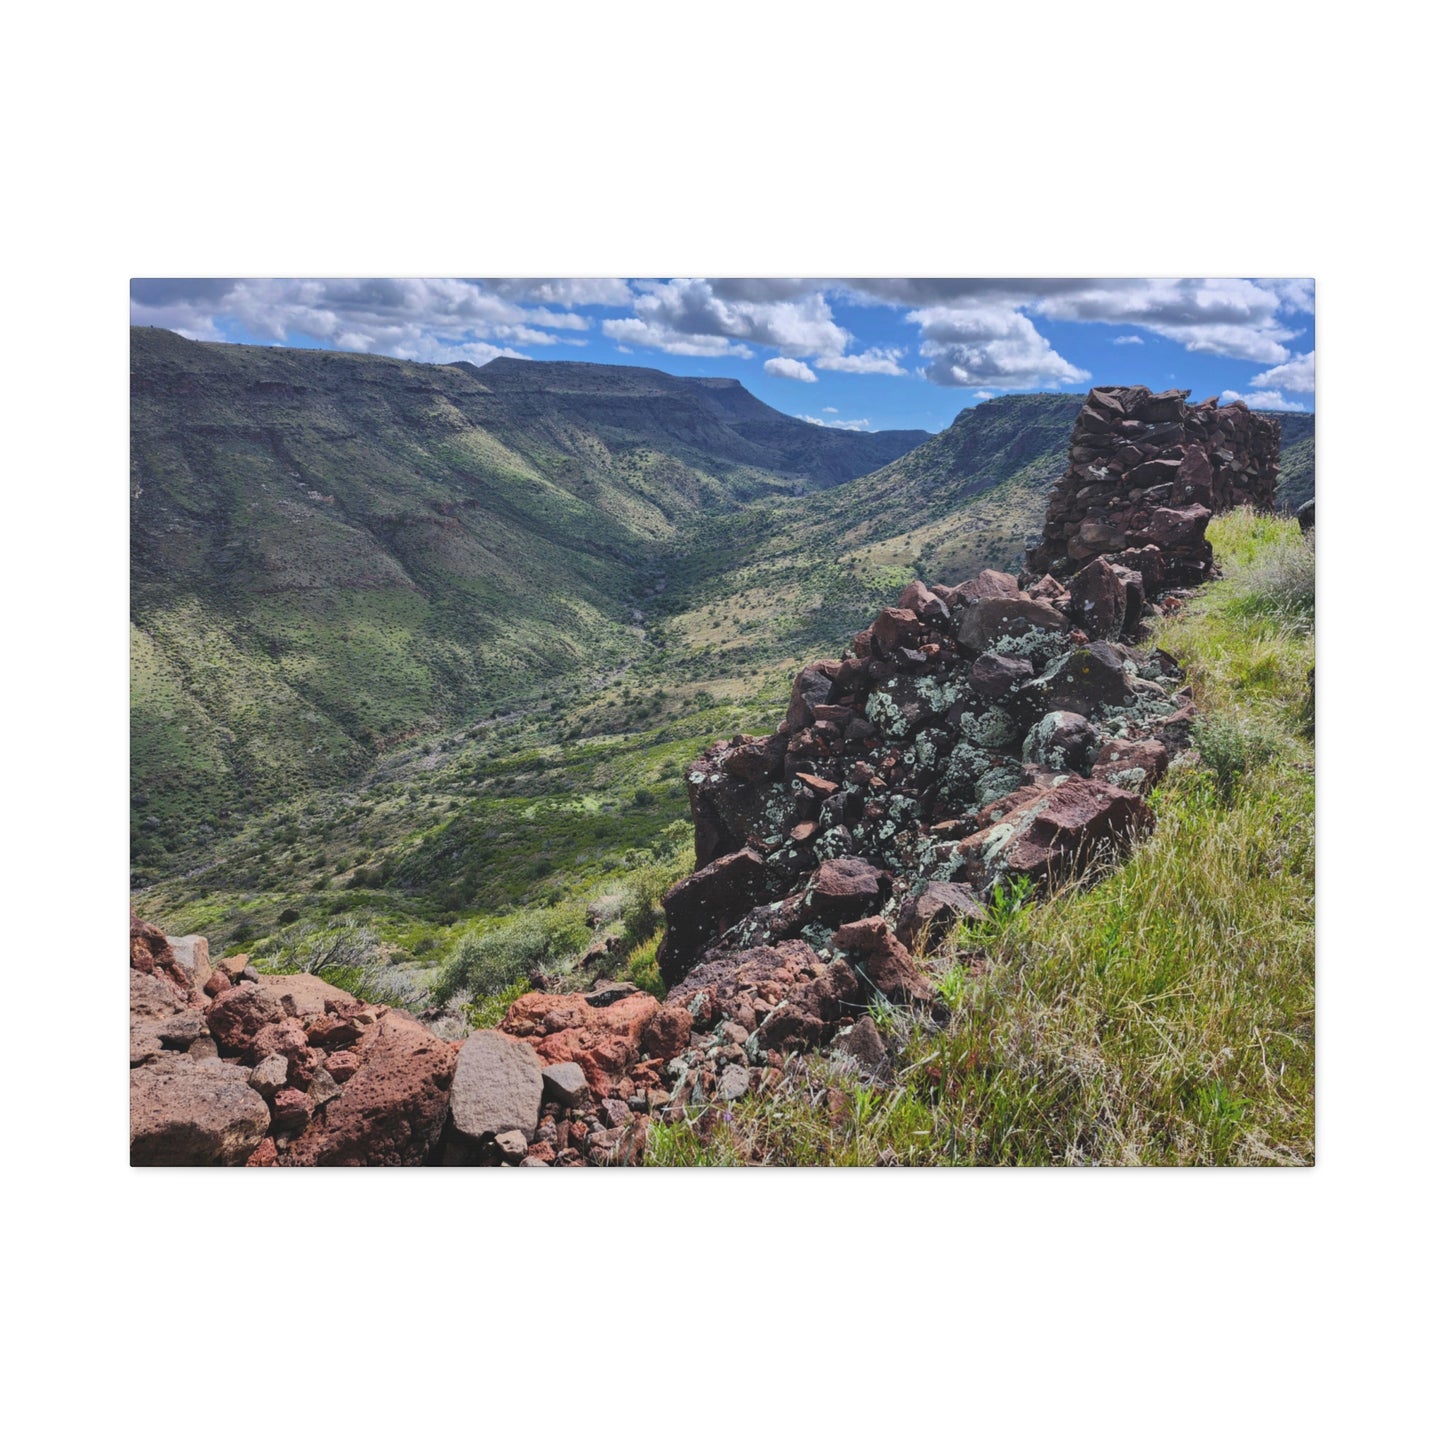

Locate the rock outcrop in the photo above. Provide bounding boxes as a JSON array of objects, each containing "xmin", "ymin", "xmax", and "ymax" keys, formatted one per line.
[{"xmin": 1026, "ymin": 385, "xmax": 1279, "ymax": 587}]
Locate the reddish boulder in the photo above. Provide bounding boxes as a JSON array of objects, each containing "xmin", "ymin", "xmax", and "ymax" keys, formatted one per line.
[
  {"xmin": 805, "ymin": 856, "xmax": 887, "ymax": 922},
  {"xmin": 283, "ymin": 1012, "xmax": 458, "ymax": 1167},
  {"xmin": 130, "ymin": 913, "xmax": 191, "ymax": 993},
  {"xmin": 1090, "ymin": 737, "xmax": 1169, "ymax": 793},
  {"xmin": 205, "ymin": 982, "xmax": 284, "ymax": 1055},
  {"xmin": 131, "ymin": 1056, "xmax": 272, "ymax": 1166},
  {"xmin": 785, "ymin": 661, "xmax": 841, "ymax": 732},
  {"xmin": 954, "ymin": 595, "xmax": 1068, "ymax": 654},
  {"xmin": 896, "ymin": 881, "xmax": 986, "ymax": 948},
  {"xmin": 324, "ymin": 1050, "xmax": 361, "ymax": 1083},
  {"xmin": 1068, "ymin": 556, "xmax": 1128, "ymax": 640},
  {"xmin": 641, "ymin": 1005, "xmax": 694, "ymax": 1063}
]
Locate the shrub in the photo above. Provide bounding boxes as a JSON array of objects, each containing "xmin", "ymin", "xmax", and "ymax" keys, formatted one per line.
[{"xmin": 433, "ymin": 900, "xmax": 591, "ymax": 1004}]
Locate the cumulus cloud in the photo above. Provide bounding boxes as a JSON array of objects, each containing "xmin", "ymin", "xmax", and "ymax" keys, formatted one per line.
[
  {"xmin": 813, "ymin": 347, "xmax": 906, "ymax": 376},
  {"xmin": 798, "ymin": 414, "xmax": 873, "ymax": 431},
  {"xmin": 907, "ymin": 304, "xmax": 1089, "ymax": 388},
  {"xmin": 1219, "ymin": 389, "xmax": 1311, "ymax": 412},
  {"xmin": 483, "ymin": 278, "xmax": 634, "ymax": 307},
  {"xmin": 763, "ymin": 357, "xmax": 817, "ymax": 382},
  {"xmin": 843, "ymin": 278, "xmax": 1305, "ymax": 366},
  {"xmin": 1249, "ymin": 350, "xmax": 1315, "ymax": 393},
  {"xmin": 621, "ymin": 278, "xmax": 850, "ymax": 357},
  {"xmin": 129, "ymin": 278, "xmax": 591, "ymax": 362},
  {"xmin": 1113, "ymin": 334, "xmax": 1145, "ymax": 345}
]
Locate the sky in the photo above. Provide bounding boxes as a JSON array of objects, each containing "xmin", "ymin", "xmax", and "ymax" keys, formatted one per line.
[{"xmin": 130, "ymin": 278, "xmax": 1316, "ymax": 435}]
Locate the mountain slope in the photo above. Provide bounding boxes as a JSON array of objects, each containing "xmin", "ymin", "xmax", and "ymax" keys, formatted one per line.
[{"xmin": 130, "ymin": 330, "xmax": 928, "ymax": 852}]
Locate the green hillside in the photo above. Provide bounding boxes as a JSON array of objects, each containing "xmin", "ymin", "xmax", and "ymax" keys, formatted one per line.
[{"xmin": 130, "ymin": 330, "xmax": 926, "ymax": 860}]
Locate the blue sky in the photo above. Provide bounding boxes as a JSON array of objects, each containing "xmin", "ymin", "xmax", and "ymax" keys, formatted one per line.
[{"xmin": 130, "ymin": 278, "xmax": 1315, "ymax": 435}]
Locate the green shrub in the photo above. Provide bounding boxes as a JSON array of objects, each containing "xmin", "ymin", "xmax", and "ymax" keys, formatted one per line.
[{"xmin": 433, "ymin": 900, "xmax": 591, "ymax": 1004}]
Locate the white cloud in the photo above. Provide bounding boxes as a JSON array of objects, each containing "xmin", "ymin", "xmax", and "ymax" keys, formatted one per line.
[
  {"xmin": 763, "ymin": 357, "xmax": 817, "ymax": 382},
  {"xmin": 129, "ymin": 278, "xmax": 590, "ymax": 362},
  {"xmin": 621, "ymin": 278, "xmax": 850, "ymax": 357},
  {"xmin": 798, "ymin": 414, "xmax": 873, "ymax": 431},
  {"xmin": 813, "ymin": 347, "xmax": 906, "ymax": 376},
  {"xmin": 907, "ymin": 304, "xmax": 1090, "ymax": 388},
  {"xmin": 973, "ymin": 390, "xmax": 995, "ymax": 399},
  {"xmin": 484, "ymin": 278, "xmax": 634, "ymax": 307},
  {"xmin": 822, "ymin": 406, "xmax": 838, "ymax": 413},
  {"xmin": 601, "ymin": 316, "xmax": 752, "ymax": 357},
  {"xmin": 1249, "ymin": 350, "xmax": 1315, "ymax": 393},
  {"xmin": 1219, "ymin": 389, "xmax": 1311, "ymax": 412},
  {"xmin": 1112, "ymin": 334, "xmax": 1145, "ymax": 345}
]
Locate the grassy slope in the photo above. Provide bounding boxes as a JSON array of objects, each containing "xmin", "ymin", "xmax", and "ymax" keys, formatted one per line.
[{"xmin": 649, "ymin": 509, "xmax": 1315, "ymax": 1166}]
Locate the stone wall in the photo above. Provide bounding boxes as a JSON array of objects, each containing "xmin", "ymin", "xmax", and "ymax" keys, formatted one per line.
[{"xmin": 1026, "ymin": 386, "xmax": 1279, "ymax": 587}]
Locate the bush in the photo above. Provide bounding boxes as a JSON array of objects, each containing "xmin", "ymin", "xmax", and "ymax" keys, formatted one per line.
[{"xmin": 433, "ymin": 900, "xmax": 591, "ymax": 1004}]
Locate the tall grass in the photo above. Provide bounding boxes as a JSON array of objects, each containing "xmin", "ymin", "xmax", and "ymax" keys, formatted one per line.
[{"xmin": 649, "ymin": 509, "xmax": 1315, "ymax": 1166}]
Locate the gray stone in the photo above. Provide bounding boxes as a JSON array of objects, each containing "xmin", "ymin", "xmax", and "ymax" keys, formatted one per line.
[
  {"xmin": 495, "ymin": 1129, "xmax": 529, "ymax": 1163},
  {"xmin": 248, "ymin": 1053, "xmax": 290, "ymax": 1100},
  {"xmin": 307, "ymin": 1066, "xmax": 343, "ymax": 1109},
  {"xmin": 131, "ymin": 1056, "xmax": 271, "ymax": 1166},
  {"xmin": 718, "ymin": 1064, "xmax": 749, "ymax": 1101},
  {"xmin": 541, "ymin": 1061, "xmax": 590, "ymax": 1108},
  {"xmin": 450, "ymin": 1030, "xmax": 544, "ymax": 1144}
]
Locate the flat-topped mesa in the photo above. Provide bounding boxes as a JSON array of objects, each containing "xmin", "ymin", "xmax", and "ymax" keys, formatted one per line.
[{"xmin": 1025, "ymin": 385, "xmax": 1280, "ymax": 587}]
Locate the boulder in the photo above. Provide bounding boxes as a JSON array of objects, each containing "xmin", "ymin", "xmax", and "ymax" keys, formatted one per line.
[
  {"xmin": 896, "ymin": 881, "xmax": 985, "ymax": 948},
  {"xmin": 541, "ymin": 1061, "xmax": 591, "ymax": 1108},
  {"xmin": 834, "ymin": 1015, "xmax": 888, "ymax": 1072},
  {"xmin": 954, "ymin": 595, "xmax": 1068, "ymax": 654},
  {"xmin": 131, "ymin": 1056, "xmax": 272, "ymax": 1166},
  {"xmin": 1090, "ymin": 737, "xmax": 1169, "ymax": 793},
  {"xmin": 805, "ymin": 856, "xmax": 886, "ymax": 922},
  {"xmin": 1042, "ymin": 643, "xmax": 1132, "ymax": 713},
  {"xmin": 1024, "ymin": 711, "xmax": 1100, "ymax": 774},
  {"xmin": 830, "ymin": 917, "xmax": 938, "ymax": 1010},
  {"xmin": 253, "ymin": 973, "xmax": 359, "ymax": 1024},
  {"xmin": 204, "ymin": 982, "xmax": 284, "ymax": 1054},
  {"xmin": 1068, "ymin": 557, "xmax": 1128, "ymax": 640},
  {"xmin": 283, "ymin": 1012, "xmax": 458, "ymax": 1166},
  {"xmin": 130, "ymin": 913, "xmax": 191, "ymax": 993},
  {"xmin": 955, "ymin": 775, "xmax": 1154, "ymax": 890},
  {"xmin": 969, "ymin": 652, "xmax": 1034, "ymax": 700},
  {"xmin": 166, "ymin": 934, "xmax": 212, "ymax": 991},
  {"xmin": 640, "ymin": 1005, "xmax": 694, "ymax": 1063},
  {"xmin": 448, "ymin": 1030, "xmax": 545, "ymax": 1146}
]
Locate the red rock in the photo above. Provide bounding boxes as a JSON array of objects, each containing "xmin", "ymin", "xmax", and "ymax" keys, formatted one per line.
[
  {"xmin": 805, "ymin": 856, "xmax": 886, "ymax": 922},
  {"xmin": 325, "ymin": 1050, "xmax": 361, "ymax": 1082},
  {"xmin": 785, "ymin": 661, "xmax": 841, "ymax": 732},
  {"xmin": 830, "ymin": 917, "xmax": 938, "ymax": 1009},
  {"xmin": 955, "ymin": 569, "xmax": 1020, "ymax": 602},
  {"xmin": 1068, "ymin": 556, "xmax": 1128, "ymax": 640},
  {"xmin": 282, "ymin": 1012, "xmax": 458, "ymax": 1167},
  {"xmin": 872, "ymin": 607, "xmax": 923, "ymax": 654},
  {"xmin": 1090, "ymin": 737, "xmax": 1169, "ymax": 792},
  {"xmin": 896, "ymin": 580, "xmax": 950, "ymax": 622},
  {"xmin": 130, "ymin": 1057, "xmax": 272, "ymax": 1166},
  {"xmin": 271, "ymin": 1087, "xmax": 313, "ymax": 1133},
  {"xmin": 245, "ymin": 1137, "xmax": 279, "ymax": 1167},
  {"xmin": 896, "ymin": 882, "xmax": 986, "ymax": 948},
  {"xmin": 955, "ymin": 774, "xmax": 1154, "ymax": 890},
  {"xmin": 501, "ymin": 990, "xmax": 661, "ymax": 1098},
  {"xmin": 246, "ymin": 1019, "xmax": 320, "ymax": 1087},
  {"xmin": 793, "ymin": 772, "xmax": 838, "ymax": 797},
  {"xmin": 130, "ymin": 913, "xmax": 191, "ymax": 993},
  {"xmin": 205, "ymin": 982, "xmax": 285, "ymax": 1054},
  {"xmin": 641, "ymin": 1005, "xmax": 693, "ymax": 1063},
  {"xmin": 789, "ymin": 820, "xmax": 818, "ymax": 842},
  {"xmin": 954, "ymin": 595, "xmax": 1068, "ymax": 654}
]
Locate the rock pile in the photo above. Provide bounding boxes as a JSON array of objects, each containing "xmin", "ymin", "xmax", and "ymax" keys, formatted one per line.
[{"xmin": 1025, "ymin": 386, "xmax": 1279, "ymax": 587}]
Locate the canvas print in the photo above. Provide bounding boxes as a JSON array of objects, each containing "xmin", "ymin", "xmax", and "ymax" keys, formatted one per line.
[{"xmin": 129, "ymin": 278, "xmax": 1316, "ymax": 1166}]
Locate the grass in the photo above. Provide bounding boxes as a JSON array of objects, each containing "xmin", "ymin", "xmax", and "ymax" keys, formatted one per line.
[{"xmin": 648, "ymin": 509, "xmax": 1315, "ymax": 1166}]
